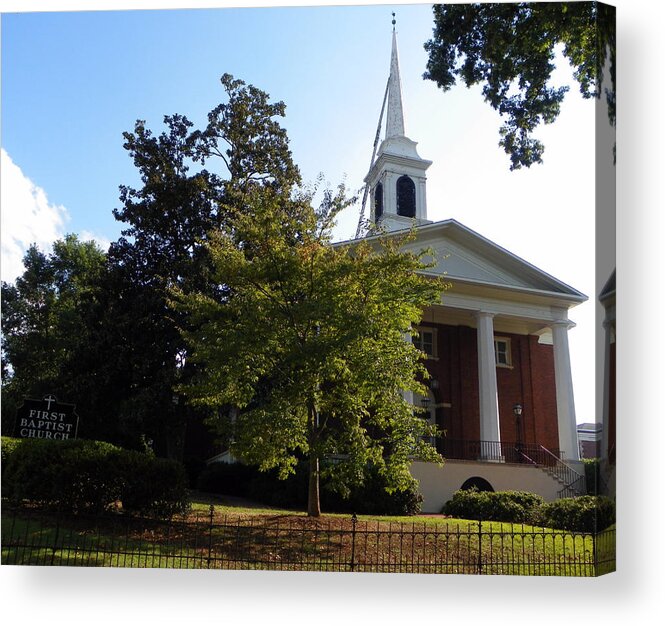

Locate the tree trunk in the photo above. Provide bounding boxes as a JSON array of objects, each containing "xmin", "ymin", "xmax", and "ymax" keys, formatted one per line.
[
  {"xmin": 307, "ymin": 454, "xmax": 321, "ymax": 517},
  {"xmin": 307, "ymin": 399, "xmax": 321, "ymax": 517}
]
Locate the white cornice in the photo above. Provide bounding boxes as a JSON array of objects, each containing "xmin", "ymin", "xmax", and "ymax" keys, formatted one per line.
[{"xmin": 337, "ymin": 218, "xmax": 587, "ymax": 304}]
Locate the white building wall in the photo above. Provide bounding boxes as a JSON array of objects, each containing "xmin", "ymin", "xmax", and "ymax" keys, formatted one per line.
[{"xmin": 411, "ymin": 460, "xmax": 563, "ymax": 513}]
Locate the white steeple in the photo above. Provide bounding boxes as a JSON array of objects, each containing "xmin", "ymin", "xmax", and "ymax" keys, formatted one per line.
[
  {"xmin": 386, "ymin": 30, "xmax": 405, "ymax": 138},
  {"xmin": 365, "ymin": 17, "xmax": 432, "ymax": 233}
]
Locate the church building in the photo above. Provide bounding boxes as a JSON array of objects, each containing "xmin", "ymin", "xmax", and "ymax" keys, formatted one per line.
[{"xmin": 346, "ymin": 26, "xmax": 588, "ymax": 512}]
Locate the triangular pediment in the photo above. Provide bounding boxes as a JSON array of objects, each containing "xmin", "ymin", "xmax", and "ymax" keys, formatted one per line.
[{"xmin": 389, "ymin": 219, "xmax": 585, "ymax": 300}]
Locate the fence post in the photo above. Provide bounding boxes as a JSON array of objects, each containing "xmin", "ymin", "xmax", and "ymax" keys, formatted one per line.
[
  {"xmin": 50, "ymin": 509, "xmax": 62, "ymax": 566},
  {"xmin": 207, "ymin": 504, "xmax": 215, "ymax": 569},
  {"xmin": 593, "ymin": 528, "xmax": 599, "ymax": 577},
  {"xmin": 477, "ymin": 520, "xmax": 483, "ymax": 574},
  {"xmin": 350, "ymin": 513, "xmax": 357, "ymax": 572}
]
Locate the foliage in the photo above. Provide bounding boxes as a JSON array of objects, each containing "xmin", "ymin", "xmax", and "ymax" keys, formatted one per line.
[
  {"xmin": 1, "ymin": 235, "xmax": 109, "ymax": 436},
  {"xmin": 424, "ymin": 2, "xmax": 615, "ymax": 169},
  {"xmin": 102, "ymin": 74, "xmax": 301, "ymax": 459},
  {"xmin": 323, "ymin": 463, "xmax": 423, "ymax": 516},
  {"xmin": 0, "ymin": 436, "xmax": 22, "ymax": 466},
  {"xmin": 534, "ymin": 495, "xmax": 615, "ymax": 532},
  {"xmin": 198, "ymin": 460, "xmax": 422, "ymax": 516},
  {"xmin": 2, "ymin": 438, "xmax": 125, "ymax": 513},
  {"xmin": 117, "ymin": 450, "xmax": 191, "ymax": 517},
  {"xmin": 196, "ymin": 461, "xmax": 258, "ymax": 497},
  {"xmin": 442, "ymin": 488, "xmax": 545, "ymax": 523},
  {"xmin": 442, "ymin": 488, "xmax": 615, "ymax": 531},
  {"xmin": 2, "ymin": 437, "xmax": 190, "ymax": 516},
  {"xmin": 583, "ymin": 457, "xmax": 601, "ymax": 495},
  {"xmin": 172, "ymin": 177, "xmax": 447, "ymax": 516}
]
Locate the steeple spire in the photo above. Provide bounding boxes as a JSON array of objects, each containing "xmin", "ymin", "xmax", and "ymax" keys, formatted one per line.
[
  {"xmin": 385, "ymin": 15, "xmax": 405, "ymax": 138},
  {"xmin": 362, "ymin": 13, "xmax": 432, "ymax": 234}
]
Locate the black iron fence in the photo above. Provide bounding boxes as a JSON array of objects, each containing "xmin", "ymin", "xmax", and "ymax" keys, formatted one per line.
[
  {"xmin": 1, "ymin": 505, "xmax": 615, "ymax": 576},
  {"xmin": 437, "ymin": 439, "xmax": 586, "ymax": 497},
  {"xmin": 437, "ymin": 439, "xmax": 562, "ymax": 465}
]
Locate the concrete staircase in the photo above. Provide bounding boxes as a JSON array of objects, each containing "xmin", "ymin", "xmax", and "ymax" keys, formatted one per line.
[{"xmin": 518, "ymin": 446, "xmax": 586, "ymax": 498}]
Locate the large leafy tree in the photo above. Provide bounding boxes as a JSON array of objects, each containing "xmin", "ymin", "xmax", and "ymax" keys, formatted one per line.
[
  {"xmin": 1, "ymin": 235, "xmax": 108, "ymax": 436},
  {"xmin": 172, "ymin": 184, "xmax": 447, "ymax": 517},
  {"xmin": 106, "ymin": 74, "xmax": 301, "ymax": 459},
  {"xmin": 424, "ymin": 2, "xmax": 615, "ymax": 169}
]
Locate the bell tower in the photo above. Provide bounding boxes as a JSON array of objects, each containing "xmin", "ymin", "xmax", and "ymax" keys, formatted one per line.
[{"xmin": 365, "ymin": 20, "xmax": 432, "ymax": 233}]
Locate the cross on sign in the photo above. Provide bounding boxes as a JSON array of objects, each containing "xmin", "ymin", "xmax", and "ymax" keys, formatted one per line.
[{"xmin": 44, "ymin": 395, "xmax": 57, "ymax": 410}]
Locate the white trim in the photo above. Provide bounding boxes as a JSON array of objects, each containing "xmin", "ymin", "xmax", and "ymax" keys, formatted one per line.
[
  {"xmin": 336, "ymin": 218, "xmax": 587, "ymax": 302},
  {"xmin": 413, "ymin": 325, "xmax": 438, "ymax": 358},
  {"xmin": 494, "ymin": 336, "xmax": 512, "ymax": 368}
]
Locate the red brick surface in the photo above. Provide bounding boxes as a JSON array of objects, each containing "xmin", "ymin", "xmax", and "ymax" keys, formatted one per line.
[{"xmin": 420, "ymin": 323, "xmax": 559, "ymax": 453}]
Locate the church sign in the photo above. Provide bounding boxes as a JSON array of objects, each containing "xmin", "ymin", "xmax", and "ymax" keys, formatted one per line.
[{"xmin": 14, "ymin": 395, "xmax": 79, "ymax": 441}]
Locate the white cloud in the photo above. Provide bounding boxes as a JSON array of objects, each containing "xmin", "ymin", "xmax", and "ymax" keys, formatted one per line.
[
  {"xmin": 1, "ymin": 149, "xmax": 69, "ymax": 283},
  {"xmin": 79, "ymin": 230, "xmax": 112, "ymax": 253}
]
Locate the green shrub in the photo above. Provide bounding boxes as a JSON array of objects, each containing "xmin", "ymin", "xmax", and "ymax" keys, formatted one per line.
[
  {"xmin": 183, "ymin": 454, "xmax": 208, "ymax": 489},
  {"xmin": 197, "ymin": 462, "xmax": 259, "ymax": 497},
  {"xmin": 583, "ymin": 458, "xmax": 601, "ymax": 495},
  {"xmin": 1, "ymin": 436, "xmax": 22, "ymax": 467},
  {"xmin": 323, "ymin": 465, "xmax": 423, "ymax": 516},
  {"xmin": 535, "ymin": 495, "xmax": 615, "ymax": 532},
  {"xmin": 198, "ymin": 459, "xmax": 423, "ymax": 515},
  {"xmin": 2, "ymin": 438, "xmax": 125, "ymax": 513},
  {"xmin": 2, "ymin": 437, "xmax": 190, "ymax": 517},
  {"xmin": 442, "ymin": 489, "xmax": 544, "ymax": 523},
  {"xmin": 247, "ymin": 462, "xmax": 309, "ymax": 509},
  {"xmin": 118, "ymin": 451, "xmax": 190, "ymax": 517}
]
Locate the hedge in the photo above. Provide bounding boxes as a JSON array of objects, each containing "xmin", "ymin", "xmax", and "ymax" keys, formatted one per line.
[
  {"xmin": 442, "ymin": 487, "xmax": 616, "ymax": 532},
  {"xmin": 1, "ymin": 436, "xmax": 190, "ymax": 516},
  {"xmin": 117, "ymin": 450, "xmax": 190, "ymax": 518},
  {"xmin": 197, "ymin": 460, "xmax": 423, "ymax": 516},
  {"xmin": 442, "ymin": 489, "xmax": 544, "ymax": 523},
  {"xmin": 534, "ymin": 495, "xmax": 615, "ymax": 532},
  {"xmin": 1, "ymin": 436, "xmax": 22, "ymax": 467}
]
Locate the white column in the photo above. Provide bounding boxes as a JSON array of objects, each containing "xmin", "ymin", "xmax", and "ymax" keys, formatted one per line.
[
  {"xmin": 385, "ymin": 171, "xmax": 396, "ymax": 217},
  {"xmin": 551, "ymin": 320, "xmax": 580, "ymax": 461},
  {"xmin": 600, "ymin": 319, "xmax": 613, "ymax": 460},
  {"xmin": 417, "ymin": 176, "xmax": 428, "ymax": 220},
  {"xmin": 475, "ymin": 312, "xmax": 501, "ymax": 456}
]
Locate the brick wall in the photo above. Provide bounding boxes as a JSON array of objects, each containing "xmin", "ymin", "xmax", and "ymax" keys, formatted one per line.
[{"xmin": 420, "ymin": 323, "xmax": 559, "ymax": 454}]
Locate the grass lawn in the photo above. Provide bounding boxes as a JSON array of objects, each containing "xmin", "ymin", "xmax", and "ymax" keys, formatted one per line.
[{"xmin": 2, "ymin": 491, "xmax": 610, "ymax": 575}]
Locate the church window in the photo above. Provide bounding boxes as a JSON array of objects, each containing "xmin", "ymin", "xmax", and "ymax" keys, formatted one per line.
[
  {"xmin": 494, "ymin": 338, "xmax": 512, "ymax": 367},
  {"xmin": 413, "ymin": 326, "xmax": 437, "ymax": 358},
  {"xmin": 396, "ymin": 175, "xmax": 416, "ymax": 218},
  {"xmin": 374, "ymin": 183, "xmax": 383, "ymax": 220}
]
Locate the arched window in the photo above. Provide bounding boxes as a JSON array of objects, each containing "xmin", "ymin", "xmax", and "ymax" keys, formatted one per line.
[
  {"xmin": 396, "ymin": 175, "xmax": 416, "ymax": 217},
  {"xmin": 374, "ymin": 183, "xmax": 383, "ymax": 221},
  {"xmin": 460, "ymin": 477, "xmax": 495, "ymax": 492}
]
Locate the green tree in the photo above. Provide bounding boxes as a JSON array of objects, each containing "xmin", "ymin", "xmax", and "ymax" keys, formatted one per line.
[
  {"xmin": 107, "ymin": 74, "xmax": 301, "ymax": 459},
  {"xmin": 172, "ymin": 183, "xmax": 447, "ymax": 517},
  {"xmin": 1, "ymin": 235, "xmax": 107, "ymax": 435},
  {"xmin": 424, "ymin": 2, "xmax": 615, "ymax": 169}
]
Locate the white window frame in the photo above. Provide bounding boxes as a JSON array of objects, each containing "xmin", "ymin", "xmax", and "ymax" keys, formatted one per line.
[
  {"xmin": 413, "ymin": 326, "xmax": 438, "ymax": 359},
  {"xmin": 494, "ymin": 337, "xmax": 512, "ymax": 368}
]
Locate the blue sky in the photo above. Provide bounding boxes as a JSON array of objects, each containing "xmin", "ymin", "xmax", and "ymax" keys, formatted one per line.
[
  {"xmin": 2, "ymin": 2, "xmax": 610, "ymax": 423},
  {"xmin": 2, "ymin": 4, "xmax": 449, "ymax": 250}
]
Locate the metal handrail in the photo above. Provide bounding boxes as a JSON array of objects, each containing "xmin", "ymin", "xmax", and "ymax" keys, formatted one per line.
[
  {"xmin": 538, "ymin": 445, "xmax": 585, "ymax": 493},
  {"xmin": 558, "ymin": 475, "xmax": 587, "ymax": 499},
  {"xmin": 438, "ymin": 439, "xmax": 561, "ymax": 465},
  {"xmin": 515, "ymin": 448, "xmax": 539, "ymax": 467},
  {"xmin": 436, "ymin": 439, "xmax": 586, "ymax": 497}
]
